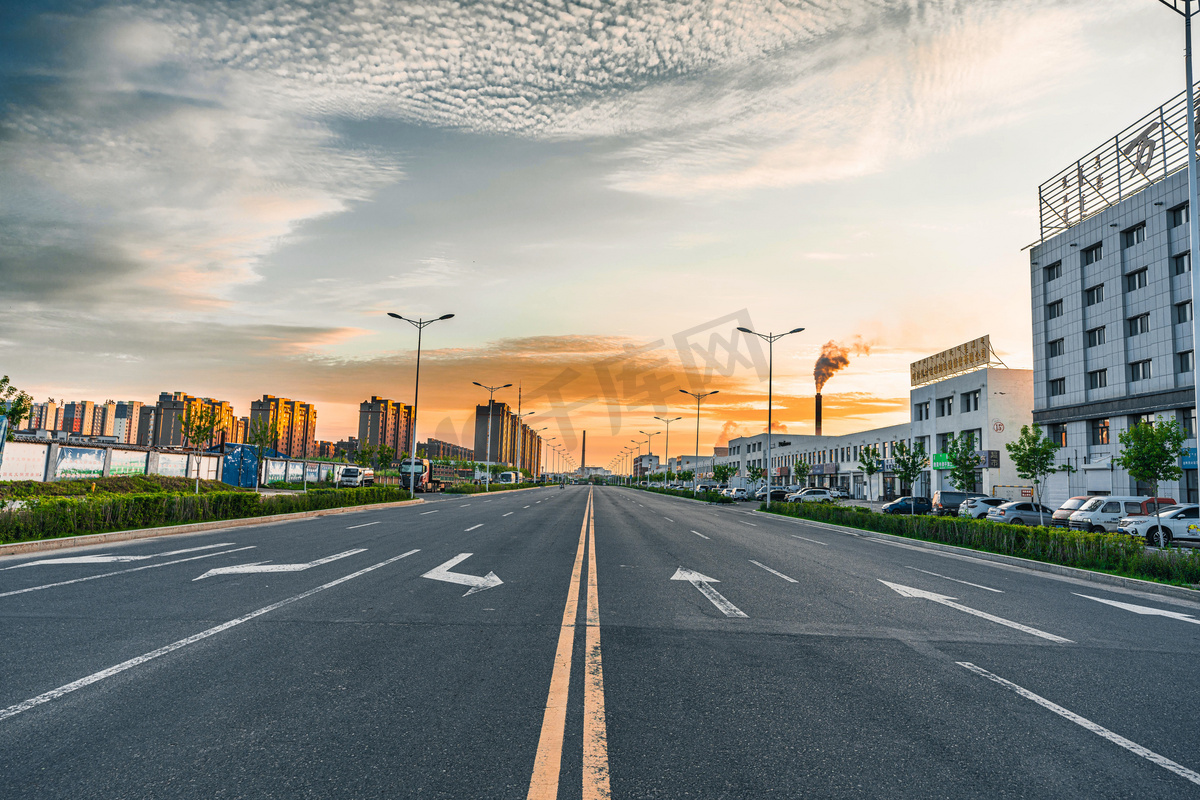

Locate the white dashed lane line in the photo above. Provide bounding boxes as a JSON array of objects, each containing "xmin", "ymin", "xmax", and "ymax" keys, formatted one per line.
[
  {"xmin": 790, "ymin": 534, "xmax": 828, "ymax": 546},
  {"xmin": 691, "ymin": 531, "xmax": 710, "ymax": 540},
  {"xmin": 420, "ymin": 510, "xmax": 438, "ymax": 515},
  {"xmin": 503, "ymin": 512, "xmax": 513, "ymax": 517},
  {"xmin": 465, "ymin": 524, "xmax": 483, "ymax": 532}
]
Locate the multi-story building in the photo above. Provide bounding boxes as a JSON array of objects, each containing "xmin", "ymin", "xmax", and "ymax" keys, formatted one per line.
[
  {"xmin": 61, "ymin": 401, "xmax": 96, "ymax": 436},
  {"xmin": 474, "ymin": 400, "xmax": 515, "ymax": 465},
  {"xmin": 152, "ymin": 393, "xmax": 239, "ymax": 449},
  {"xmin": 422, "ymin": 438, "xmax": 474, "ymax": 461},
  {"xmin": 316, "ymin": 440, "xmax": 338, "ymax": 460},
  {"xmin": 633, "ymin": 454, "xmax": 661, "ymax": 478},
  {"xmin": 1030, "ymin": 85, "xmax": 1199, "ymax": 504},
  {"xmin": 112, "ymin": 401, "xmax": 144, "ymax": 444},
  {"xmin": 26, "ymin": 401, "xmax": 57, "ymax": 431},
  {"xmin": 92, "ymin": 401, "xmax": 116, "ymax": 437},
  {"xmin": 250, "ymin": 395, "xmax": 318, "ymax": 459},
  {"xmin": 357, "ymin": 396, "xmax": 411, "ymax": 456}
]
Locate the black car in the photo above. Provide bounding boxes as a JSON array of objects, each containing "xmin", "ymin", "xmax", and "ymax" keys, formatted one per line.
[{"xmin": 882, "ymin": 496, "xmax": 932, "ymax": 515}]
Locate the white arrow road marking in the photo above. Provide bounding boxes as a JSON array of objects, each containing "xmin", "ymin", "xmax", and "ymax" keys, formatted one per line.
[
  {"xmin": 0, "ymin": 549, "xmax": 420, "ymax": 724},
  {"xmin": 671, "ymin": 568, "xmax": 748, "ymax": 618},
  {"xmin": 691, "ymin": 531, "xmax": 710, "ymax": 540},
  {"xmin": 421, "ymin": 553, "xmax": 503, "ymax": 596},
  {"xmin": 958, "ymin": 662, "xmax": 1200, "ymax": 787},
  {"xmin": 1074, "ymin": 593, "xmax": 1200, "ymax": 625},
  {"xmin": 749, "ymin": 560, "xmax": 798, "ymax": 583},
  {"xmin": 879, "ymin": 580, "xmax": 1071, "ymax": 643},
  {"xmin": 791, "ymin": 535, "xmax": 829, "ymax": 547},
  {"xmin": 4, "ymin": 542, "xmax": 235, "ymax": 568},
  {"xmin": 193, "ymin": 549, "xmax": 366, "ymax": 581},
  {"xmin": 0, "ymin": 547, "xmax": 257, "ymax": 599},
  {"xmin": 345, "ymin": 521, "xmax": 380, "ymax": 529},
  {"xmin": 465, "ymin": 524, "xmax": 483, "ymax": 532},
  {"xmin": 906, "ymin": 566, "xmax": 1004, "ymax": 593}
]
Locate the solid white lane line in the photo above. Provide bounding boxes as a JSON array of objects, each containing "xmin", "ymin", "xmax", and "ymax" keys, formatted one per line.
[
  {"xmin": 958, "ymin": 662, "xmax": 1200, "ymax": 787},
  {"xmin": 691, "ymin": 531, "xmax": 711, "ymax": 539},
  {"xmin": 749, "ymin": 560, "xmax": 799, "ymax": 583},
  {"xmin": 663, "ymin": 517, "xmax": 674, "ymax": 522},
  {"xmin": 1074, "ymin": 593, "xmax": 1200, "ymax": 624},
  {"xmin": 0, "ymin": 547, "xmax": 258, "ymax": 599},
  {"xmin": 907, "ymin": 566, "xmax": 1003, "ymax": 593},
  {"xmin": 791, "ymin": 535, "xmax": 829, "ymax": 547},
  {"xmin": 503, "ymin": 512, "xmax": 514, "ymax": 517},
  {"xmin": 345, "ymin": 521, "xmax": 381, "ymax": 529},
  {"xmin": 0, "ymin": 549, "xmax": 422, "ymax": 723},
  {"xmin": 465, "ymin": 524, "xmax": 483, "ymax": 532},
  {"xmin": 420, "ymin": 510, "xmax": 438, "ymax": 515},
  {"xmin": 3, "ymin": 542, "xmax": 237, "ymax": 568}
]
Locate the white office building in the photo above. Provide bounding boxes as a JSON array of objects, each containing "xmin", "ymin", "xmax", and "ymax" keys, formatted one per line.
[{"xmin": 1029, "ymin": 85, "xmax": 1198, "ymax": 506}]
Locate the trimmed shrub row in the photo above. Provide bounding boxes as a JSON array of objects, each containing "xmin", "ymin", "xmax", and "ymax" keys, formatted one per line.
[
  {"xmin": 0, "ymin": 475, "xmax": 248, "ymax": 500},
  {"xmin": 0, "ymin": 486, "xmax": 411, "ymax": 545},
  {"xmin": 627, "ymin": 485, "xmax": 734, "ymax": 503},
  {"xmin": 763, "ymin": 501, "xmax": 1200, "ymax": 587},
  {"xmin": 444, "ymin": 482, "xmax": 541, "ymax": 494}
]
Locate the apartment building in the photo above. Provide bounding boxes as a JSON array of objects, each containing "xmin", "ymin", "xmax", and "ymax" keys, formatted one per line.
[
  {"xmin": 357, "ymin": 396, "xmax": 412, "ymax": 456},
  {"xmin": 251, "ymin": 395, "xmax": 319, "ymax": 459}
]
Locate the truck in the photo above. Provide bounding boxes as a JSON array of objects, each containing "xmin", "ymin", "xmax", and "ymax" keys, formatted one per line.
[
  {"xmin": 338, "ymin": 466, "xmax": 374, "ymax": 488},
  {"xmin": 400, "ymin": 458, "xmax": 452, "ymax": 493}
]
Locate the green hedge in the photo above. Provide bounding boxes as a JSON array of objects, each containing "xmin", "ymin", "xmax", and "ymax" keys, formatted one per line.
[
  {"xmin": 0, "ymin": 486, "xmax": 411, "ymax": 545},
  {"xmin": 627, "ymin": 485, "xmax": 734, "ymax": 503},
  {"xmin": 763, "ymin": 501, "xmax": 1200, "ymax": 586},
  {"xmin": 0, "ymin": 475, "xmax": 247, "ymax": 500},
  {"xmin": 444, "ymin": 482, "xmax": 542, "ymax": 494}
]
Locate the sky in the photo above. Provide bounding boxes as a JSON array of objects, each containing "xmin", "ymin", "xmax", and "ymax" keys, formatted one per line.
[{"xmin": 0, "ymin": 0, "xmax": 1192, "ymax": 468}]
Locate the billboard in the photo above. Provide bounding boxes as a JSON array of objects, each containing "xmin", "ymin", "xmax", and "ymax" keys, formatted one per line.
[
  {"xmin": 931, "ymin": 450, "xmax": 1001, "ymax": 470},
  {"xmin": 54, "ymin": 447, "xmax": 106, "ymax": 480},
  {"xmin": 286, "ymin": 460, "xmax": 305, "ymax": 482},
  {"xmin": 266, "ymin": 460, "xmax": 286, "ymax": 482},
  {"xmin": 109, "ymin": 450, "xmax": 148, "ymax": 477},
  {"xmin": 156, "ymin": 453, "xmax": 189, "ymax": 478},
  {"xmin": 0, "ymin": 441, "xmax": 49, "ymax": 482},
  {"xmin": 305, "ymin": 463, "xmax": 320, "ymax": 482},
  {"xmin": 910, "ymin": 336, "xmax": 991, "ymax": 386},
  {"xmin": 319, "ymin": 464, "xmax": 334, "ymax": 483}
]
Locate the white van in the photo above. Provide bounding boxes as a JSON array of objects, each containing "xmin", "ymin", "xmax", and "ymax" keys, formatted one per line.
[{"xmin": 1068, "ymin": 495, "xmax": 1175, "ymax": 533}]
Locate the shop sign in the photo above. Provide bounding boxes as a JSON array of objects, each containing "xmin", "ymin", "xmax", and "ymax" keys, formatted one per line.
[
  {"xmin": 1184, "ymin": 448, "xmax": 1197, "ymax": 470},
  {"xmin": 931, "ymin": 450, "xmax": 1000, "ymax": 470},
  {"xmin": 910, "ymin": 335, "xmax": 991, "ymax": 386}
]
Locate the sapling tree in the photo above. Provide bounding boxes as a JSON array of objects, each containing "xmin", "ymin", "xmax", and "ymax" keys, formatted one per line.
[
  {"xmin": 1004, "ymin": 424, "xmax": 1061, "ymax": 527},
  {"xmin": 857, "ymin": 445, "xmax": 880, "ymax": 503},
  {"xmin": 1115, "ymin": 415, "xmax": 1188, "ymax": 547},
  {"xmin": 945, "ymin": 433, "xmax": 981, "ymax": 494},
  {"xmin": 245, "ymin": 416, "xmax": 279, "ymax": 491},
  {"xmin": 178, "ymin": 405, "xmax": 220, "ymax": 495},
  {"xmin": 891, "ymin": 440, "xmax": 929, "ymax": 516}
]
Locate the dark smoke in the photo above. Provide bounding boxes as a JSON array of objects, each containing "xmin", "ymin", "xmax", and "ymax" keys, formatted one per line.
[{"xmin": 814, "ymin": 336, "xmax": 872, "ymax": 392}]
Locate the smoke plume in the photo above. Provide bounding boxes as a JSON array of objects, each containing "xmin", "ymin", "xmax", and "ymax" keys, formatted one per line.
[
  {"xmin": 814, "ymin": 336, "xmax": 872, "ymax": 392},
  {"xmin": 715, "ymin": 420, "xmax": 747, "ymax": 447}
]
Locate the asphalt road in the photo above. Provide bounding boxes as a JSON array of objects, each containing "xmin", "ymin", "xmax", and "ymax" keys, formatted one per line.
[{"xmin": 1, "ymin": 485, "xmax": 1199, "ymax": 798}]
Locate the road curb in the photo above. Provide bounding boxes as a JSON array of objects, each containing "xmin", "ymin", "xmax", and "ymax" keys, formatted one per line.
[
  {"xmin": 750, "ymin": 509, "xmax": 1200, "ymax": 603},
  {"xmin": 0, "ymin": 498, "xmax": 427, "ymax": 558}
]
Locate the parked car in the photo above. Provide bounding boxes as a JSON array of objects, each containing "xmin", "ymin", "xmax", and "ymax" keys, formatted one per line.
[
  {"xmin": 829, "ymin": 487, "xmax": 849, "ymax": 499},
  {"xmin": 1068, "ymin": 496, "xmax": 1176, "ymax": 533},
  {"xmin": 958, "ymin": 497, "xmax": 1008, "ymax": 519},
  {"xmin": 759, "ymin": 488, "xmax": 790, "ymax": 502},
  {"xmin": 986, "ymin": 501, "xmax": 1055, "ymax": 526},
  {"xmin": 1051, "ymin": 496, "xmax": 1092, "ymax": 528},
  {"xmin": 882, "ymin": 496, "xmax": 932, "ymax": 515},
  {"xmin": 1116, "ymin": 503, "xmax": 1199, "ymax": 545},
  {"xmin": 729, "ymin": 487, "xmax": 750, "ymax": 501},
  {"xmin": 786, "ymin": 488, "xmax": 835, "ymax": 503},
  {"xmin": 931, "ymin": 490, "xmax": 987, "ymax": 516}
]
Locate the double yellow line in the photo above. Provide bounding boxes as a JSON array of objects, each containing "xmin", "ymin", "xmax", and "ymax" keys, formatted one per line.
[{"xmin": 527, "ymin": 486, "xmax": 611, "ymax": 800}]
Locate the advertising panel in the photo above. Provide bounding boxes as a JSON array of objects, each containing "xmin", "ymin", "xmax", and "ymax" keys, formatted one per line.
[
  {"xmin": 910, "ymin": 336, "xmax": 991, "ymax": 386},
  {"xmin": 156, "ymin": 453, "xmax": 189, "ymax": 478},
  {"xmin": 305, "ymin": 463, "xmax": 320, "ymax": 482},
  {"xmin": 931, "ymin": 450, "xmax": 1000, "ymax": 470},
  {"xmin": 198, "ymin": 455, "xmax": 219, "ymax": 480},
  {"xmin": 109, "ymin": 450, "xmax": 148, "ymax": 477},
  {"xmin": 0, "ymin": 441, "xmax": 49, "ymax": 482},
  {"xmin": 318, "ymin": 464, "xmax": 333, "ymax": 483},
  {"xmin": 266, "ymin": 460, "xmax": 286, "ymax": 483},
  {"xmin": 1184, "ymin": 447, "xmax": 1197, "ymax": 470},
  {"xmin": 286, "ymin": 461, "xmax": 305, "ymax": 482},
  {"xmin": 55, "ymin": 447, "xmax": 106, "ymax": 480}
]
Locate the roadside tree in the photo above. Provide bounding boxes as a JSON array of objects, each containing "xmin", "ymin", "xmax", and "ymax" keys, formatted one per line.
[
  {"xmin": 245, "ymin": 416, "xmax": 280, "ymax": 491},
  {"xmin": 178, "ymin": 404, "xmax": 220, "ymax": 495},
  {"xmin": 891, "ymin": 440, "xmax": 929, "ymax": 515},
  {"xmin": 712, "ymin": 463, "xmax": 738, "ymax": 490},
  {"xmin": 792, "ymin": 460, "xmax": 811, "ymax": 489},
  {"xmin": 0, "ymin": 376, "xmax": 32, "ymax": 442},
  {"xmin": 1115, "ymin": 415, "xmax": 1188, "ymax": 547},
  {"xmin": 1004, "ymin": 424, "xmax": 1061, "ymax": 527},
  {"xmin": 745, "ymin": 464, "xmax": 764, "ymax": 492},
  {"xmin": 944, "ymin": 433, "xmax": 981, "ymax": 494},
  {"xmin": 857, "ymin": 445, "xmax": 880, "ymax": 502}
]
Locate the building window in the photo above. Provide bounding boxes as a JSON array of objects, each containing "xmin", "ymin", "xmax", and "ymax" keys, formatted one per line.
[
  {"xmin": 1124, "ymin": 268, "xmax": 1148, "ymax": 292},
  {"xmin": 1176, "ymin": 301, "xmax": 1193, "ymax": 324},
  {"xmin": 1084, "ymin": 284, "xmax": 1105, "ymax": 306},
  {"xmin": 1130, "ymin": 359, "xmax": 1153, "ymax": 382},
  {"xmin": 1170, "ymin": 203, "xmax": 1189, "ymax": 227},
  {"xmin": 1091, "ymin": 418, "xmax": 1110, "ymax": 445},
  {"xmin": 936, "ymin": 397, "xmax": 954, "ymax": 416},
  {"xmin": 1047, "ymin": 300, "xmax": 1063, "ymax": 320},
  {"xmin": 961, "ymin": 390, "xmax": 981, "ymax": 412},
  {"xmin": 1047, "ymin": 339, "xmax": 1064, "ymax": 358},
  {"xmin": 1087, "ymin": 369, "xmax": 1107, "ymax": 389},
  {"xmin": 1044, "ymin": 262, "xmax": 1062, "ymax": 283},
  {"xmin": 1121, "ymin": 223, "xmax": 1146, "ymax": 249},
  {"xmin": 913, "ymin": 401, "xmax": 930, "ymax": 421},
  {"xmin": 1082, "ymin": 243, "xmax": 1103, "ymax": 265},
  {"xmin": 1048, "ymin": 378, "xmax": 1066, "ymax": 397},
  {"xmin": 1179, "ymin": 351, "xmax": 1194, "ymax": 374},
  {"xmin": 1127, "ymin": 313, "xmax": 1150, "ymax": 337},
  {"xmin": 1047, "ymin": 423, "xmax": 1067, "ymax": 447},
  {"xmin": 1182, "ymin": 408, "xmax": 1197, "ymax": 437},
  {"xmin": 1086, "ymin": 326, "xmax": 1106, "ymax": 348},
  {"xmin": 1174, "ymin": 253, "xmax": 1191, "ymax": 274},
  {"xmin": 936, "ymin": 433, "xmax": 953, "ymax": 452}
]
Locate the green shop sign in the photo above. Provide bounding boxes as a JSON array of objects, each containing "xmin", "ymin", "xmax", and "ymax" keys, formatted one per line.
[{"xmin": 931, "ymin": 450, "xmax": 1000, "ymax": 470}]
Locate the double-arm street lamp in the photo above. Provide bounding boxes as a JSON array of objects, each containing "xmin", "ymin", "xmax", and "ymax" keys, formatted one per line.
[
  {"xmin": 638, "ymin": 430, "xmax": 661, "ymax": 481},
  {"xmin": 386, "ymin": 312, "xmax": 454, "ymax": 494},
  {"xmin": 736, "ymin": 325, "xmax": 804, "ymax": 504},
  {"xmin": 473, "ymin": 381, "xmax": 511, "ymax": 492},
  {"xmin": 679, "ymin": 389, "xmax": 719, "ymax": 492},
  {"xmin": 654, "ymin": 415, "xmax": 682, "ymax": 482}
]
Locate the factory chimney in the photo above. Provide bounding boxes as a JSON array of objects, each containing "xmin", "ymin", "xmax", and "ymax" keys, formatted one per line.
[
  {"xmin": 815, "ymin": 393, "xmax": 823, "ymax": 437},
  {"xmin": 581, "ymin": 430, "xmax": 586, "ymax": 474}
]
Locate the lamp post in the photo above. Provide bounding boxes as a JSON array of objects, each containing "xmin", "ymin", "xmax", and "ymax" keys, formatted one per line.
[
  {"xmin": 639, "ymin": 430, "xmax": 661, "ymax": 483},
  {"xmin": 386, "ymin": 312, "xmax": 454, "ymax": 495},
  {"xmin": 1155, "ymin": 1, "xmax": 1200, "ymax": 440},
  {"xmin": 473, "ymin": 381, "xmax": 512, "ymax": 492},
  {"xmin": 735, "ymin": 325, "xmax": 805, "ymax": 504},
  {"xmin": 679, "ymin": 389, "xmax": 720, "ymax": 493},
  {"xmin": 654, "ymin": 415, "xmax": 682, "ymax": 483},
  {"xmin": 630, "ymin": 439, "xmax": 643, "ymax": 483}
]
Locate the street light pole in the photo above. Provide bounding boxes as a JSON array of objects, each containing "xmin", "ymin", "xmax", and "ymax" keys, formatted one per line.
[
  {"xmin": 639, "ymin": 430, "xmax": 661, "ymax": 482},
  {"xmin": 736, "ymin": 325, "xmax": 805, "ymax": 503},
  {"xmin": 473, "ymin": 381, "xmax": 512, "ymax": 492},
  {"xmin": 1156, "ymin": 0, "xmax": 1200, "ymax": 458},
  {"xmin": 654, "ymin": 415, "xmax": 682, "ymax": 483},
  {"xmin": 679, "ymin": 389, "xmax": 720, "ymax": 493},
  {"xmin": 387, "ymin": 312, "xmax": 455, "ymax": 496}
]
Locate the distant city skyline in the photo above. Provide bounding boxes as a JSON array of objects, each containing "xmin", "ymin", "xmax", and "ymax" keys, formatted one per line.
[{"xmin": 1, "ymin": 0, "xmax": 1189, "ymax": 464}]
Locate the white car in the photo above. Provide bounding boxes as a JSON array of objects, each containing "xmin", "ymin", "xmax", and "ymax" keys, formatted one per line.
[
  {"xmin": 729, "ymin": 487, "xmax": 749, "ymax": 500},
  {"xmin": 829, "ymin": 487, "xmax": 849, "ymax": 499},
  {"xmin": 1116, "ymin": 504, "xmax": 1198, "ymax": 545},
  {"xmin": 785, "ymin": 488, "xmax": 834, "ymax": 503},
  {"xmin": 958, "ymin": 497, "xmax": 1008, "ymax": 519}
]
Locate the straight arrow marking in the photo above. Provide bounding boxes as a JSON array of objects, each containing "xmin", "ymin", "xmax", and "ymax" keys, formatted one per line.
[
  {"xmin": 0, "ymin": 547, "xmax": 257, "ymax": 598},
  {"xmin": 879, "ymin": 580, "xmax": 1071, "ymax": 643},
  {"xmin": 671, "ymin": 567, "xmax": 747, "ymax": 618},
  {"xmin": 421, "ymin": 553, "xmax": 502, "ymax": 596},
  {"xmin": 193, "ymin": 549, "xmax": 366, "ymax": 581},
  {"xmin": 1074, "ymin": 593, "xmax": 1200, "ymax": 625},
  {"xmin": 5, "ymin": 543, "xmax": 236, "ymax": 568}
]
